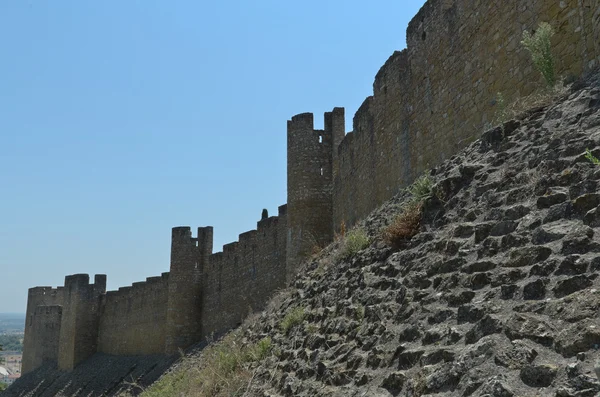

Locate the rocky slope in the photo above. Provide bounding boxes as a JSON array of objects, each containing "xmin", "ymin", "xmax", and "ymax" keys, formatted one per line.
[
  {"xmin": 4, "ymin": 354, "xmax": 175, "ymax": 397},
  {"xmin": 237, "ymin": 76, "xmax": 600, "ymax": 397},
  {"xmin": 5, "ymin": 76, "xmax": 600, "ymax": 397}
]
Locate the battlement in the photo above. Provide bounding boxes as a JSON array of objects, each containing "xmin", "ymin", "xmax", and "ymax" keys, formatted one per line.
[
  {"xmin": 287, "ymin": 108, "xmax": 344, "ymax": 272},
  {"xmin": 373, "ymin": 50, "xmax": 409, "ymax": 96},
  {"xmin": 64, "ymin": 273, "xmax": 90, "ymax": 288},
  {"xmin": 27, "ymin": 286, "xmax": 64, "ymax": 302},
  {"xmin": 58, "ymin": 273, "xmax": 106, "ymax": 371},
  {"xmin": 29, "ymin": 286, "xmax": 56, "ymax": 293},
  {"xmin": 62, "ymin": 273, "xmax": 106, "ymax": 293},
  {"xmin": 171, "ymin": 226, "xmax": 192, "ymax": 238},
  {"xmin": 223, "ymin": 242, "xmax": 238, "ymax": 253},
  {"xmin": 257, "ymin": 215, "xmax": 279, "ymax": 230},
  {"xmin": 278, "ymin": 204, "xmax": 287, "ymax": 216},
  {"xmin": 239, "ymin": 230, "xmax": 257, "ymax": 244},
  {"xmin": 200, "ymin": 206, "xmax": 288, "ymax": 339},
  {"xmin": 287, "ymin": 110, "xmax": 344, "ymax": 150},
  {"xmin": 406, "ymin": 0, "xmax": 457, "ymax": 54},
  {"xmin": 288, "ymin": 112, "xmax": 314, "ymax": 130}
]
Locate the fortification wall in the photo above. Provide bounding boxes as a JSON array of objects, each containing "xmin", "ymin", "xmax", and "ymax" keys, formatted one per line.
[
  {"xmin": 201, "ymin": 206, "xmax": 287, "ymax": 339},
  {"xmin": 57, "ymin": 274, "xmax": 106, "ymax": 371},
  {"xmin": 97, "ymin": 273, "xmax": 169, "ymax": 355},
  {"xmin": 287, "ymin": 109, "xmax": 343, "ymax": 269},
  {"xmin": 164, "ymin": 226, "xmax": 211, "ymax": 354},
  {"xmin": 29, "ymin": 306, "xmax": 63, "ymax": 372},
  {"xmin": 22, "ymin": 287, "xmax": 64, "ymax": 374},
  {"xmin": 333, "ymin": 0, "xmax": 600, "ymax": 228}
]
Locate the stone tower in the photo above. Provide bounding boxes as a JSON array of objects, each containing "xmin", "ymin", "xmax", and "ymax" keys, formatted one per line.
[
  {"xmin": 57, "ymin": 274, "xmax": 106, "ymax": 371},
  {"xmin": 165, "ymin": 226, "xmax": 213, "ymax": 354},
  {"xmin": 286, "ymin": 107, "xmax": 345, "ymax": 278}
]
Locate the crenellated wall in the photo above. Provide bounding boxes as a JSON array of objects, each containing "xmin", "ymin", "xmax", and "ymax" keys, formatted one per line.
[
  {"xmin": 97, "ymin": 273, "xmax": 170, "ymax": 355},
  {"xmin": 287, "ymin": 109, "xmax": 344, "ymax": 275},
  {"xmin": 22, "ymin": 287, "xmax": 64, "ymax": 374},
  {"xmin": 164, "ymin": 226, "xmax": 210, "ymax": 354},
  {"xmin": 57, "ymin": 274, "xmax": 106, "ymax": 371},
  {"xmin": 22, "ymin": 207, "xmax": 288, "ymax": 373},
  {"xmin": 332, "ymin": 0, "xmax": 600, "ymax": 229},
  {"xmin": 202, "ymin": 205, "xmax": 288, "ymax": 339}
]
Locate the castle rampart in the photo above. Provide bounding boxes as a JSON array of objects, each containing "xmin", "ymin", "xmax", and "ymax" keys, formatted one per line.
[
  {"xmin": 21, "ymin": 0, "xmax": 600, "ymax": 376},
  {"xmin": 97, "ymin": 273, "xmax": 169, "ymax": 356},
  {"xmin": 287, "ymin": 109, "xmax": 342, "ymax": 274},
  {"xmin": 164, "ymin": 226, "xmax": 209, "ymax": 354},
  {"xmin": 57, "ymin": 274, "xmax": 106, "ymax": 371},
  {"xmin": 22, "ymin": 207, "xmax": 288, "ymax": 373},
  {"xmin": 24, "ymin": 305, "xmax": 62, "ymax": 374},
  {"xmin": 333, "ymin": 0, "xmax": 600, "ymax": 229},
  {"xmin": 201, "ymin": 207, "xmax": 287, "ymax": 340},
  {"xmin": 22, "ymin": 287, "xmax": 64, "ymax": 374}
]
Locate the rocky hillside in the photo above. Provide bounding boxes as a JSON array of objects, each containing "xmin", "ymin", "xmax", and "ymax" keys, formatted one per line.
[
  {"xmin": 3, "ymin": 354, "xmax": 175, "ymax": 397},
  {"xmin": 5, "ymin": 76, "xmax": 600, "ymax": 397},
  {"xmin": 233, "ymin": 76, "xmax": 600, "ymax": 397}
]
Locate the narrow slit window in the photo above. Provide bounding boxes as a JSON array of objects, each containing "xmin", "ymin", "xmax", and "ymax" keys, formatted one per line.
[
  {"xmin": 319, "ymin": 136, "xmax": 323, "ymax": 143},
  {"xmin": 320, "ymin": 167, "xmax": 324, "ymax": 176}
]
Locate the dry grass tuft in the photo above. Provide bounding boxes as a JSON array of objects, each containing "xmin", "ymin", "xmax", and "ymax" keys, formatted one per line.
[
  {"xmin": 126, "ymin": 332, "xmax": 272, "ymax": 397},
  {"xmin": 506, "ymin": 84, "xmax": 567, "ymax": 117},
  {"xmin": 382, "ymin": 201, "xmax": 423, "ymax": 249}
]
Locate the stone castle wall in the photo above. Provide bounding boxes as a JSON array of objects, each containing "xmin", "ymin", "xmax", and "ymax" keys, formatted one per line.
[
  {"xmin": 201, "ymin": 206, "xmax": 287, "ymax": 339},
  {"xmin": 286, "ymin": 109, "xmax": 344, "ymax": 277},
  {"xmin": 22, "ymin": 208, "xmax": 288, "ymax": 373},
  {"xmin": 57, "ymin": 274, "xmax": 106, "ymax": 371},
  {"xmin": 97, "ymin": 273, "xmax": 170, "ymax": 356},
  {"xmin": 23, "ymin": 305, "xmax": 62, "ymax": 373},
  {"xmin": 21, "ymin": 0, "xmax": 600, "ymax": 376},
  {"xmin": 333, "ymin": 0, "xmax": 600, "ymax": 228},
  {"xmin": 22, "ymin": 287, "xmax": 64, "ymax": 373}
]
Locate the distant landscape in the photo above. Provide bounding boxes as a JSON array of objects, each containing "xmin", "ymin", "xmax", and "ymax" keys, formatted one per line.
[
  {"xmin": 0, "ymin": 314, "xmax": 25, "ymax": 335},
  {"xmin": 0, "ymin": 314, "xmax": 25, "ymax": 353}
]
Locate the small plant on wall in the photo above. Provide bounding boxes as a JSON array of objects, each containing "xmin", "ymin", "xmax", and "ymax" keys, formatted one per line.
[{"xmin": 522, "ymin": 22, "xmax": 556, "ymax": 88}]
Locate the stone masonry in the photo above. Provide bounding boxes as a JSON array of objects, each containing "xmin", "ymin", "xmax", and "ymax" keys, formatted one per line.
[
  {"xmin": 21, "ymin": 0, "xmax": 600, "ymax": 375},
  {"xmin": 22, "ymin": 207, "xmax": 288, "ymax": 374}
]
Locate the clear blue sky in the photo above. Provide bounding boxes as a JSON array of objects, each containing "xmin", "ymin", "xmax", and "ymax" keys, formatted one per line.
[{"xmin": 0, "ymin": 0, "xmax": 426, "ymax": 313}]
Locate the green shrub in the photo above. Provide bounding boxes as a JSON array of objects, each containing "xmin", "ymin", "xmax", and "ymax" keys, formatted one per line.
[
  {"xmin": 339, "ymin": 228, "xmax": 370, "ymax": 259},
  {"xmin": 585, "ymin": 149, "xmax": 600, "ymax": 165},
  {"xmin": 407, "ymin": 174, "xmax": 433, "ymax": 203},
  {"xmin": 522, "ymin": 22, "xmax": 556, "ymax": 87},
  {"xmin": 355, "ymin": 304, "xmax": 365, "ymax": 322},
  {"xmin": 280, "ymin": 306, "xmax": 305, "ymax": 334},
  {"xmin": 247, "ymin": 337, "xmax": 272, "ymax": 361},
  {"xmin": 306, "ymin": 323, "xmax": 319, "ymax": 334}
]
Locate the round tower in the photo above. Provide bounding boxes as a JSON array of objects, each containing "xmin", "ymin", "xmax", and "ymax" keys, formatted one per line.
[{"xmin": 286, "ymin": 108, "xmax": 344, "ymax": 279}]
